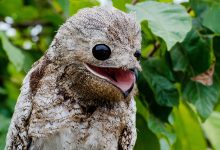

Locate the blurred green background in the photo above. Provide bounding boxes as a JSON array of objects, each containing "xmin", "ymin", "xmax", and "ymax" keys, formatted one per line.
[{"xmin": 0, "ymin": 0, "xmax": 220, "ymax": 150}]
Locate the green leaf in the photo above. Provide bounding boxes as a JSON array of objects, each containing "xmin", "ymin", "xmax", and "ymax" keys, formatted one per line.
[
  {"xmin": 0, "ymin": 114, "xmax": 10, "ymax": 149},
  {"xmin": 213, "ymin": 36, "xmax": 220, "ymax": 77},
  {"xmin": 135, "ymin": 113, "xmax": 160, "ymax": 150},
  {"xmin": 203, "ymin": 3, "xmax": 220, "ymax": 34},
  {"xmin": 112, "ymin": 0, "xmax": 131, "ymax": 12},
  {"xmin": 141, "ymin": 58, "xmax": 179, "ymax": 107},
  {"xmin": 15, "ymin": 6, "xmax": 39, "ymax": 23},
  {"xmin": 137, "ymin": 72, "xmax": 173, "ymax": 121},
  {"xmin": 170, "ymin": 29, "xmax": 212, "ymax": 75},
  {"xmin": 190, "ymin": 0, "xmax": 211, "ymax": 15},
  {"xmin": 190, "ymin": 0, "xmax": 220, "ymax": 34},
  {"xmin": 135, "ymin": 97, "xmax": 149, "ymax": 119},
  {"xmin": 127, "ymin": 1, "xmax": 192, "ymax": 50},
  {"xmin": 140, "ymin": 21, "xmax": 157, "ymax": 58},
  {"xmin": 69, "ymin": 0, "xmax": 99, "ymax": 15},
  {"xmin": 57, "ymin": 0, "xmax": 70, "ymax": 17},
  {"xmin": 112, "ymin": 0, "xmax": 146, "ymax": 12},
  {"xmin": 159, "ymin": 0, "xmax": 173, "ymax": 2},
  {"xmin": 190, "ymin": 0, "xmax": 220, "ymax": 17},
  {"xmin": 170, "ymin": 43, "xmax": 189, "ymax": 72},
  {"xmin": 0, "ymin": 0, "xmax": 22, "ymax": 17},
  {"xmin": 173, "ymin": 101, "xmax": 207, "ymax": 150},
  {"xmin": 41, "ymin": 10, "xmax": 64, "ymax": 27},
  {"xmin": 0, "ymin": 0, "xmax": 38, "ymax": 22},
  {"xmin": 173, "ymin": 33, "xmax": 220, "ymax": 119},
  {"xmin": 182, "ymin": 76, "xmax": 220, "ymax": 119},
  {"xmin": 148, "ymin": 115, "xmax": 176, "ymax": 146},
  {"xmin": 135, "ymin": 97, "xmax": 173, "ymax": 149},
  {"xmin": 0, "ymin": 32, "xmax": 34, "ymax": 72},
  {"xmin": 215, "ymin": 33, "xmax": 220, "ymax": 109},
  {"xmin": 0, "ymin": 87, "xmax": 6, "ymax": 95},
  {"xmin": 203, "ymin": 112, "xmax": 220, "ymax": 150}
]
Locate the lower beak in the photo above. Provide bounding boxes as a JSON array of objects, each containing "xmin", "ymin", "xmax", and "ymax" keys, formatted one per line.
[{"xmin": 123, "ymin": 83, "xmax": 134, "ymax": 98}]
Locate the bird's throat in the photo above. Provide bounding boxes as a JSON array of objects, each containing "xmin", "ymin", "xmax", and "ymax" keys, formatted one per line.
[{"xmin": 85, "ymin": 64, "xmax": 135, "ymax": 97}]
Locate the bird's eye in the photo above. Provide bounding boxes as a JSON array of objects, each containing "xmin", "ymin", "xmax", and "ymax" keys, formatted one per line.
[
  {"xmin": 134, "ymin": 50, "xmax": 141, "ymax": 60},
  {"xmin": 92, "ymin": 44, "xmax": 111, "ymax": 61}
]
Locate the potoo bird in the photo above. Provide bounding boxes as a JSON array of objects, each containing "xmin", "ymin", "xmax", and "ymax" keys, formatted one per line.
[{"xmin": 5, "ymin": 6, "xmax": 141, "ymax": 150}]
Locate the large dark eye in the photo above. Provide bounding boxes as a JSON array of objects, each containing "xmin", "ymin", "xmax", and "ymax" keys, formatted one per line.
[
  {"xmin": 92, "ymin": 44, "xmax": 111, "ymax": 60},
  {"xmin": 134, "ymin": 50, "xmax": 141, "ymax": 60}
]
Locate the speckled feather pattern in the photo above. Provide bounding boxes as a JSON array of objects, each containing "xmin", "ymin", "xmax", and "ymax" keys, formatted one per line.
[{"xmin": 5, "ymin": 6, "xmax": 141, "ymax": 150}]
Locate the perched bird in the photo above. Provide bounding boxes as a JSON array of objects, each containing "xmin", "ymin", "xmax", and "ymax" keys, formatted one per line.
[{"xmin": 5, "ymin": 6, "xmax": 141, "ymax": 150}]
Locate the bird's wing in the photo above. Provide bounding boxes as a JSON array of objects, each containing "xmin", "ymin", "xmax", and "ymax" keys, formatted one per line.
[{"xmin": 5, "ymin": 61, "xmax": 42, "ymax": 150}]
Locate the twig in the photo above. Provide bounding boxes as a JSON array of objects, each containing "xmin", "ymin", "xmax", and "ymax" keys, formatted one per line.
[
  {"xmin": 148, "ymin": 41, "xmax": 160, "ymax": 57},
  {"xmin": 187, "ymin": 7, "xmax": 192, "ymax": 13},
  {"xmin": 132, "ymin": 0, "xmax": 139, "ymax": 5}
]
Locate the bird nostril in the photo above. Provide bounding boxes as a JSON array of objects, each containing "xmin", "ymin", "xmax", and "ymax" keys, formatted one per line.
[{"xmin": 134, "ymin": 50, "xmax": 141, "ymax": 60}]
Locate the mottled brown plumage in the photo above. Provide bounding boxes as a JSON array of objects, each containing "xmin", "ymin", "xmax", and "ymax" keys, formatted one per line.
[{"xmin": 5, "ymin": 6, "xmax": 141, "ymax": 150}]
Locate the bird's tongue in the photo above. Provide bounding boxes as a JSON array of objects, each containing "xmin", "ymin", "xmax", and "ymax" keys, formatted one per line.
[{"xmin": 87, "ymin": 64, "xmax": 135, "ymax": 93}]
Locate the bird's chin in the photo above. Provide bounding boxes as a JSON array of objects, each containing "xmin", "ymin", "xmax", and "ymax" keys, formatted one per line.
[{"xmin": 84, "ymin": 63, "xmax": 136, "ymax": 98}]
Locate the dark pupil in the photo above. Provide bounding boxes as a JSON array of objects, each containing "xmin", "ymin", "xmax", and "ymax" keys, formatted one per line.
[
  {"xmin": 92, "ymin": 44, "xmax": 111, "ymax": 60},
  {"xmin": 134, "ymin": 50, "xmax": 141, "ymax": 59}
]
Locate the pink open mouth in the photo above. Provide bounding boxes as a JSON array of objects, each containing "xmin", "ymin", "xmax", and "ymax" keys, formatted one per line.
[{"xmin": 85, "ymin": 64, "xmax": 135, "ymax": 97}]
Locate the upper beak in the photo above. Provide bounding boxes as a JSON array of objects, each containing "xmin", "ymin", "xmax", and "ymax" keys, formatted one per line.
[{"xmin": 129, "ymin": 68, "xmax": 139, "ymax": 80}]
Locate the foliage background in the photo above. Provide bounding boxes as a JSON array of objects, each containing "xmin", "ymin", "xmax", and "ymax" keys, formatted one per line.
[{"xmin": 0, "ymin": 0, "xmax": 220, "ymax": 149}]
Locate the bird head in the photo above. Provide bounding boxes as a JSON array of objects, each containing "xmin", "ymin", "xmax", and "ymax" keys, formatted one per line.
[{"xmin": 47, "ymin": 6, "xmax": 141, "ymax": 101}]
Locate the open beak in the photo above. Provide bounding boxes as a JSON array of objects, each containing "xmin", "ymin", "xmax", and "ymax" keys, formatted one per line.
[{"xmin": 85, "ymin": 64, "xmax": 136, "ymax": 97}]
